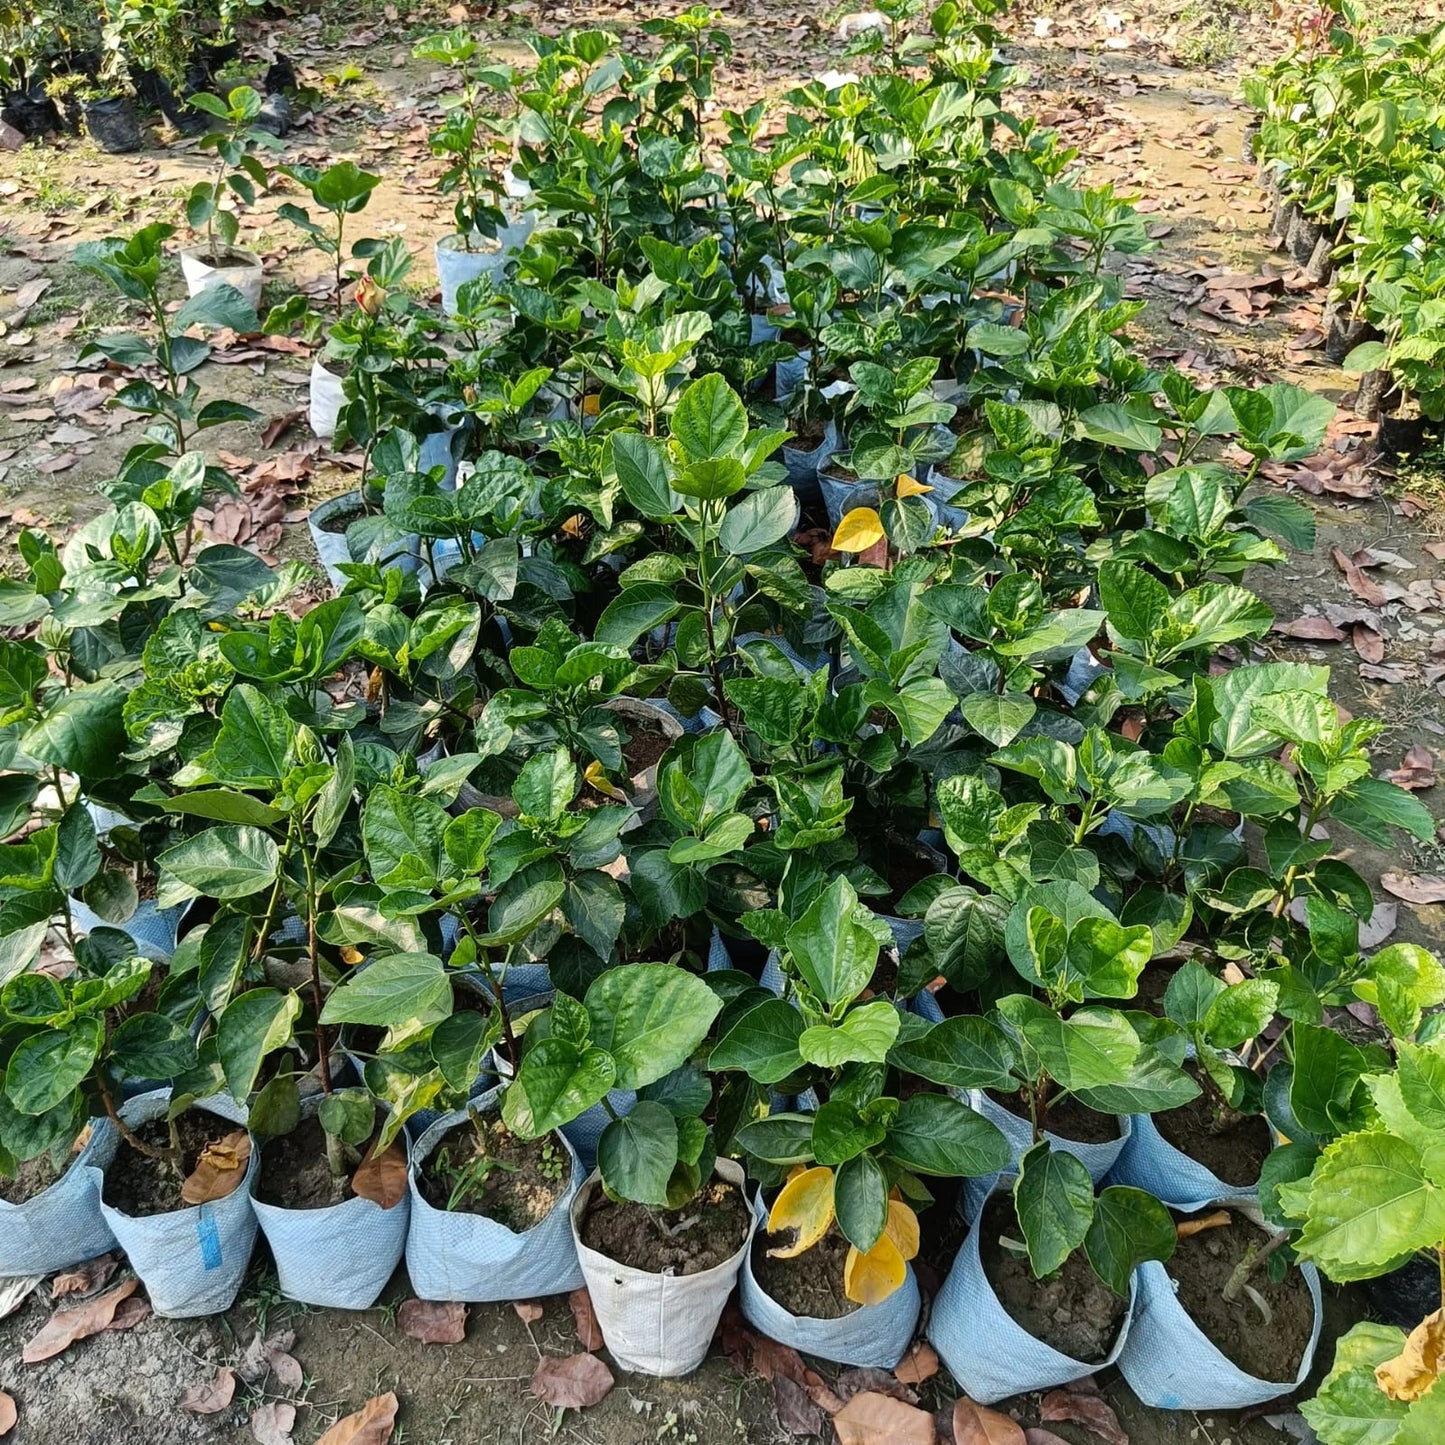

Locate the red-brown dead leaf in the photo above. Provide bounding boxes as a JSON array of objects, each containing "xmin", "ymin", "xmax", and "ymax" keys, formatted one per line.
[
  {"xmin": 251, "ymin": 1401, "xmax": 296, "ymax": 1445},
  {"xmin": 1382, "ymin": 873, "xmax": 1445, "ymax": 905},
  {"xmin": 0, "ymin": 1391, "xmax": 13, "ymax": 1436},
  {"xmin": 262, "ymin": 410, "xmax": 305, "ymax": 449},
  {"xmin": 1351, "ymin": 624, "xmax": 1386, "ymax": 664},
  {"xmin": 1025, "ymin": 1432, "xmax": 1074, "ymax": 1445},
  {"xmin": 568, "ymin": 1287, "xmax": 603, "ymax": 1351},
  {"xmin": 105, "ymin": 1294, "xmax": 150, "ymax": 1333},
  {"xmin": 837, "ymin": 1368, "xmax": 918, "ymax": 1404},
  {"xmin": 1040, "ymin": 1390, "xmax": 1129, "ymax": 1445},
  {"xmin": 1426, "ymin": 541, "xmax": 1445, "ymax": 561},
  {"xmin": 398, "ymin": 1298, "xmax": 466, "ymax": 1345},
  {"xmin": 181, "ymin": 1366, "xmax": 237, "ymax": 1414},
  {"xmin": 22, "ymin": 1278, "xmax": 139, "ymax": 1363},
  {"xmin": 1388, "ymin": 745, "xmax": 1437, "ymax": 790},
  {"xmin": 52, "ymin": 1253, "xmax": 118, "ymax": 1299},
  {"xmin": 895, "ymin": 1342, "xmax": 940, "ymax": 1385},
  {"xmin": 774, "ymin": 1374, "xmax": 824, "ymax": 1436},
  {"xmin": 1274, "ymin": 616, "xmax": 1345, "ymax": 642},
  {"xmin": 14, "ymin": 279, "xmax": 51, "ymax": 309},
  {"xmin": 315, "ymin": 1392, "xmax": 398, "ymax": 1445},
  {"xmin": 530, "ymin": 1352, "xmax": 614, "ymax": 1409},
  {"xmin": 181, "ymin": 1130, "xmax": 251, "ymax": 1205},
  {"xmin": 512, "ymin": 1299, "xmax": 544, "ymax": 1324},
  {"xmin": 1333, "ymin": 547, "xmax": 1387, "ymax": 607},
  {"xmin": 835, "ymin": 1392, "xmax": 936, "ymax": 1445},
  {"xmin": 952, "ymin": 1396, "xmax": 1025, "ymax": 1445},
  {"xmin": 351, "ymin": 1139, "xmax": 406, "ymax": 1209}
]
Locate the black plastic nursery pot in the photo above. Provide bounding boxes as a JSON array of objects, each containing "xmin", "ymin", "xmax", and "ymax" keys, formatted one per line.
[
  {"xmin": 84, "ymin": 96, "xmax": 144, "ymax": 153},
  {"xmin": 1324, "ymin": 305, "xmax": 1379, "ymax": 366},
  {"xmin": 1, "ymin": 87, "xmax": 61, "ymax": 137},
  {"xmin": 1354, "ymin": 369, "xmax": 1398, "ymax": 421},
  {"xmin": 1378, "ymin": 410, "xmax": 1433, "ymax": 458},
  {"xmin": 1287, "ymin": 210, "xmax": 1328, "ymax": 268},
  {"xmin": 1366, "ymin": 1255, "xmax": 1441, "ymax": 1329}
]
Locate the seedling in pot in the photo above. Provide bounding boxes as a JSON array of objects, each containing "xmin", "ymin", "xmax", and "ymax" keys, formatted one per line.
[
  {"xmin": 184, "ymin": 85, "xmax": 280, "ymax": 268},
  {"xmin": 716, "ymin": 876, "xmax": 1012, "ymax": 1302}
]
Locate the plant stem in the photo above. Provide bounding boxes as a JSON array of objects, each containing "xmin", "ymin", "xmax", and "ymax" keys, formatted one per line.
[
  {"xmin": 297, "ymin": 824, "xmax": 333, "ymax": 1094},
  {"xmin": 1222, "ymin": 1230, "xmax": 1291, "ymax": 1303},
  {"xmin": 98, "ymin": 1077, "xmax": 170, "ymax": 1163}
]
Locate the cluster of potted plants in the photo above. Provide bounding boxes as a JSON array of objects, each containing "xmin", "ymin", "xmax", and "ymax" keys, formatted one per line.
[
  {"xmin": 0, "ymin": 0, "xmax": 257, "ymax": 150},
  {"xmin": 3, "ymin": 0, "xmax": 1442, "ymax": 1424},
  {"xmin": 1245, "ymin": 10, "xmax": 1445, "ymax": 453}
]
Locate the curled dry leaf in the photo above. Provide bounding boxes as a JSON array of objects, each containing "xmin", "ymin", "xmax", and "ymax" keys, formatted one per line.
[
  {"xmin": 351, "ymin": 1140, "xmax": 407, "ymax": 1210},
  {"xmin": 530, "ymin": 1352, "xmax": 614, "ymax": 1410},
  {"xmin": 315, "ymin": 1391, "xmax": 399, "ymax": 1445},
  {"xmin": 1381, "ymin": 873, "xmax": 1445, "ymax": 906},
  {"xmin": 773, "ymin": 1373, "xmax": 824, "ymax": 1437},
  {"xmin": 1176, "ymin": 1209, "xmax": 1232, "ymax": 1239},
  {"xmin": 836, "ymin": 1367, "xmax": 918, "ymax": 1404},
  {"xmin": 181, "ymin": 1366, "xmax": 238, "ymax": 1414},
  {"xmin": 22, "ymin": 1278, "xmax": 138, "ymax": 1363},
  {"xmin": 398, "ymin": 1298, "xmax": 466, "ymax": 1345},
  {"xmin": 834, "ymin": 1391, "xmax": 936, "ymax": 1445},
  {"xmin": 1274, "ymin": 616, "xmax": 1345, "ymax": 641},
  {"xmin": 1375, "ymin": 1307, "xmax": 1445, "ymax": 1402},
  {"xmin": 1388, "ymin": 745, "xmax": 1437, "ymax": 791},
  {"xmin": 105, "ymin": 1294, "xmax": 151, "ymax": 1333},
  {"xmin": 251, "ymin": 1401, "xmax": 296, "ymax": 1445},
  {"xmin": 952, "ymin": 1396, "xmax": 1025, "ymax": 1445},
  {"xmin": 1039, "ymin": 1390, "xmax": 1129, "ymax": 1445},
  {"xmin": 568, "ymin": 1288, "xmax": 603, "ymax": 1351},
  {"xmin": 268, "ymin": 1347, "xmax": 303, "ymax": 1393},
  {"xmin": 1351, "ymin": 623, "xmax": 1386, "ymax": 664},
  {"xmin": 181, "ymin": 1131, "xmax": 252, "ymax": 1205},
  {"xmin": 512, "ymin": 1299, "xmax": 544, "ymax": 1324},
  {"xmin": 1332, "ymin": 547, "xmax": 1387, "ymax": 607},
  {"xmin": 51, "ymin": 1254, "xmax": 118, "ymax": 1299},
  {"xmin": 238, "ymin": 1329, "xmax": 297, "ymax": 1385},
  {"xmin": 894, "ymin": 1342, "xmax": 940, "ymax": 1386}
]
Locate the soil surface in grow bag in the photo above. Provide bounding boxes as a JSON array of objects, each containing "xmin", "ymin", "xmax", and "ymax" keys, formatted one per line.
[
  {"xmin": 420, "ymin": 1117, "xmax": 569, "ymax": 1230},
  {"xmin": 0, "ymin": 1149, "xmax": 67, "ymax": 1204},
  {"xmin": 581, "ymin": 1177, "xmax": 751, "ymax": 1274},
  {"xmin": 752, "ymin": 1226, "xmax": 861, "ymax": 1319},
  {"xmin": 257, "ymin": 1116, "xmax": 357, "ymax": 1210},
  {"xmin": 1153, "ymin": 1063, "xmax": 1275, "ymax": 1185},
  {"xmin": 979, "ymin": 1194, "xmax": 1127, "ymax": 1362},
  {"xmin": 1167, "ymin": 1211, "xmax": 1315, "ymax": 1380},
  {"xmin": 103, "ymin": 1111, "xmax": 243, "ymax": 1217},
  {"xmin": 988, "ymin": 1089, "xmax": 1122, "ymax": 1145}
]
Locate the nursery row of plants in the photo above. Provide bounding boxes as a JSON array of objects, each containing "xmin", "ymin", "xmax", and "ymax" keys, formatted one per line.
[
  {"xmin": 2, "ymin": 1, "xmax": 1443, "ymax": 1433},
  {"xmin": 1246, "ymin": 6, "xmax": 1445, "ymax": 452},
  {"xmin": 0, "ymin": 0, "xmax": 268, "ymax": 150}
]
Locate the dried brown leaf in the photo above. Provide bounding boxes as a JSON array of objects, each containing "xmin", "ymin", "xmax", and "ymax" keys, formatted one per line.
[
  {"xmin": 530, "ymin": 1352, "xmax": 614, "ymax": 1409},
  {"xmin": 398, "ymin": 1298, "xmax": 466, "ymax": 1345},
  {"xmin": 835, "ymin": 1392, "xmax": 936, "ymax": 1445},
  {"xmin": 351, "ymin": 1139, "xmax": 406, "ymax": 1210},
  {"xmin": 262, "ymin": 410, "xmax": 305, "ymax": 449},
  {"xmin": 315, "ymin": 1392, "xmax": 399, "ymax": 1445},
  {"xmin": 1025, "ymin": 1432, "xmax": 1073, "ymax": 1445},
  {"xmin": 52, "ymin": 1253, "xmax": 118, "ymax": 1299},
  {"xmin": 181, "ymin": 1367, "xmax": 237, "ymax": 1414},
  {"xmin": 837, "ymin": 1368, "xmax": 917, "ymax": 1403},
  {"xmin": 1332, "ymin": 547, "xmax": 1387, "ymax": 607},
  {"xmin": 0, "ymin": 1392, "xmax": 13, "ymax": 1436},
  {"xmin": 1376, "ymin": 1307, "xmax": 1445, "ymax": 1401},
  {"xmin": 1273, "ymin": 616, "xmax": 1345, "ymax": 641},
  {"xmin": 1040, "ymin": 1390, "xmax": 1129, "ymax": 1445},
  {"xmin": 1351, "ymin": 624, "xmax": 1386, "ymax": 664},
  {"xmin": 895, "ymin": 1342, "xmax": 940, "ymax": 1385},
  {"xmin": 952, "ymin": 1397, "xmax": 1025, "ymax": 1445},
  {"xmin": 105, "ymin": 1294, "xmax": 150, "ymax": 1332},
  {"xmin": 512, "ymin": 1299, "xmax": 544, "ymax": 1324},
  {"xmin": 181, "ymin": 1130, "xmax": 251, "ymax": 1205},
  {"xmin": 22, "ymin": 1278, "xmax": 138, "ymax": 1363},
  {"xmin": 568, "ymin": 1287, "xmax": 603, "ymax": 1351},
  {"xmin": 1381, "ymin": 873, "xmax": 1445, "ymax": 905},
  {"xmin": 251, "ymin": 1401, "xmax": 296, "ymax": 1445},
  {"xmin": 268, "ymin": 1347, "xmax": 303, "ymax": 1393},
  {"xmin": 774, "ymin": 1373, "xmax": 824, "ymax": 1436},
  {"xmin": 1388, "ymin": 746, "xmax": 1437, "ymax": 791}
]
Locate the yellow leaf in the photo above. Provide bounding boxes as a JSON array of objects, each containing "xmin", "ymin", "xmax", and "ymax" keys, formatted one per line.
[
  {"xmin": 582, "ymin": 394, "xmax": 601, "ymax": 417},
  {"xmin": 895, "ymin": 473, "xmax": 933, "ymax": 498},
  {"xmin": 831, "ymin": 507, "xmax": 885, "ymax": 554},
  {"xmin": 844, "ymin": 1231, "xmax": 907, "ymax": 1305},
  {"xmin": 766, "ymin": 1166, "xmax": 835, "ymax": 1259},
  {"xmin": 583, "ymin": 760, "xmax": 627, "ymax": 801},
  {"xmin": 1377, "ymin": 1307, "xmax": 1445, "ymax": 1402},
  {"xmin": 340, "ymin": 946, "xmax": 364, "ymax": 965},
  {"xmin": 884, "ymin": 1198, "xmax": 920, "ymax": 1262}
]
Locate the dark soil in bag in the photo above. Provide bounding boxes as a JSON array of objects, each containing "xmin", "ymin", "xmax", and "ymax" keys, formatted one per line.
[
  {"xmin": 580, "ymin": 1176, "xmax": 750, "ymax": 1275},
  {"xmin": 257, "ymin": 1116, "xmax": 354, "ymax": 1210},
  {"xmin": 419, "ymin": 1115, "xmax": 569, "ymax": 1231},
  {"xmin": 989, "ymin": 1088, "xmax": 1121, "ymax": 1145},
  {"xmin": 103, "ymin": 1110, "xmax": 243, "ymax": 1217},
  {"xmin": 1152, "ymin": 1063, "xmax": 1274, "ymax": 1186},
  {"xmin": 752, "ymin": 1226, "xmax": 861, "ymax": 1319}
]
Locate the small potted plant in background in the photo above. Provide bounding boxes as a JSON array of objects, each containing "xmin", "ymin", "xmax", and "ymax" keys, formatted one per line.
[
  {"xmin": 179, "ymin": 84, "xmax": 280, "ymax": 308},
  {"xmin": 413, "ymin": 27, "xmax": 519, "ymax": 315},
  {"xmin": 76, "ymin": 39, "xmax": 142, "ymax": 152},
  {"xmin": 266, "ymin": 159, "xmax": 383, "ymax": 439}
]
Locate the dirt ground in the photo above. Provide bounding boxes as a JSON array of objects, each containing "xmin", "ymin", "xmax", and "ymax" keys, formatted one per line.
[{"xmin": 2, "ymin": 0, "xmax": 1444, "ymax": 1440}]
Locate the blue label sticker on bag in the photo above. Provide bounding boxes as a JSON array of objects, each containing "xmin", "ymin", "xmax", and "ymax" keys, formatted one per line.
[{"xmin": 196, "ymin": 1208, "xmax": 223, "ymax": 1271}]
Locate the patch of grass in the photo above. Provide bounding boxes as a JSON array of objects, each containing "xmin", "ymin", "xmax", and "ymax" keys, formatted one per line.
[
  {"xmin": 1387, "ymin": 440, "xmax": 1445, "ymax": 533},
  {"xmin": 28, "ymin": 267, "xmax": 133, "ymax": 336},
  {"xmin": 1175, "ymin": 15, "xmax": 1241, "ymax": 68}
]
